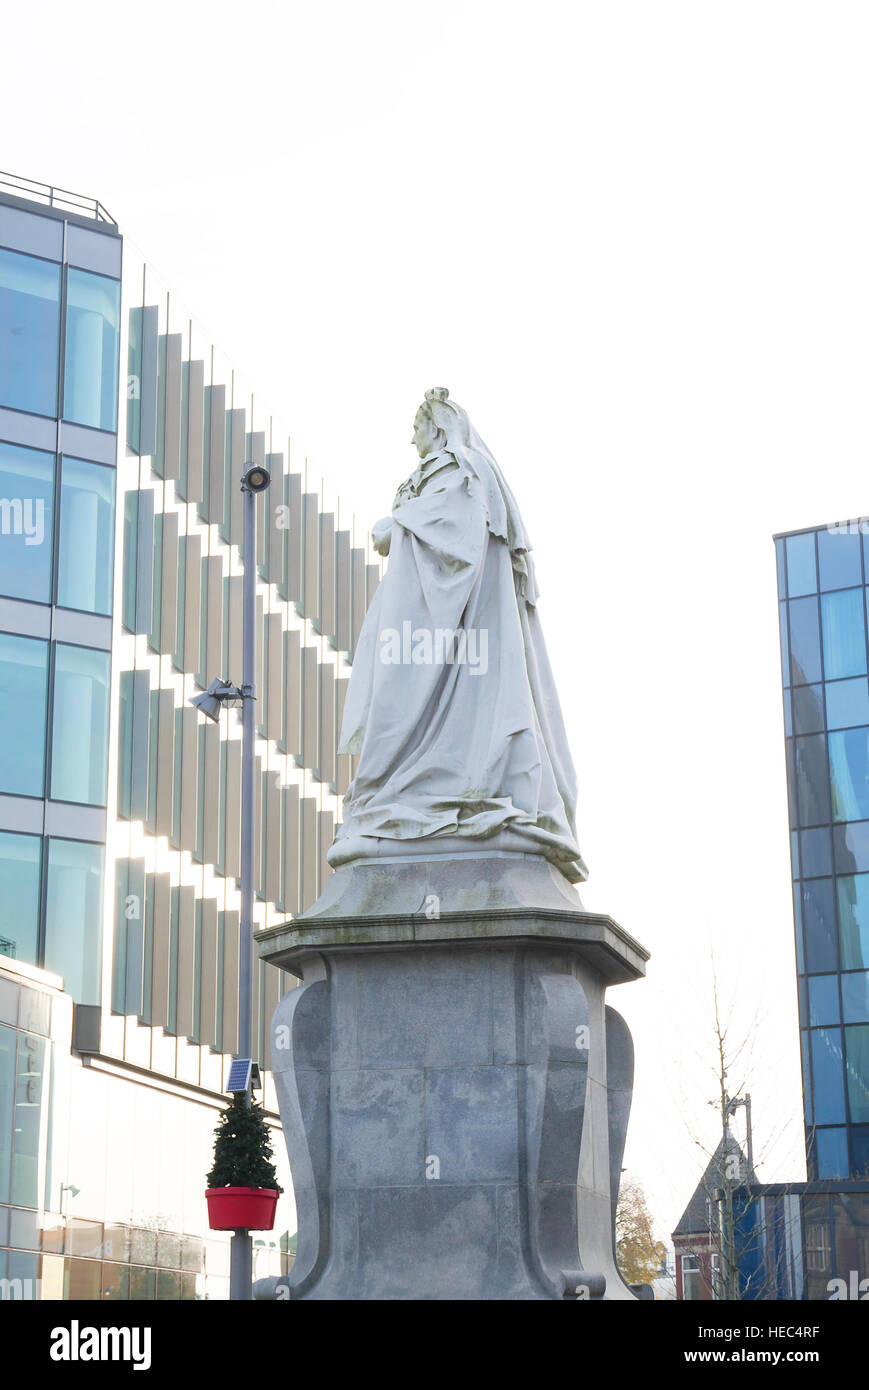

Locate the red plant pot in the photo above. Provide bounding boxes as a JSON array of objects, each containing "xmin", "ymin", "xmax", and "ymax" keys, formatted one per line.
[{"xmin": 206, "ymin": 1186, "xmax": 279, "ymax": 1231}]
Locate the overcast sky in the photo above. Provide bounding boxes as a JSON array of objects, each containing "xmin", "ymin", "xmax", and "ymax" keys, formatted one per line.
[{"xmin": 6, "ymin": 0, "xmax": 869, "ymax": 1242}]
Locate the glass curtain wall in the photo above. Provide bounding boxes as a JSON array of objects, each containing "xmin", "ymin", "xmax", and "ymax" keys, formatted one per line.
[{"xmin": 778, "ymin": 522, "xmax": 869, "ymax": 1179}]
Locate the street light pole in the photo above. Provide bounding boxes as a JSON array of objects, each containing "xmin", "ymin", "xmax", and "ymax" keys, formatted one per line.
[
  {"xmin": 232, "ymin": 464, "xmax": 270, "ymax": 1301},
  {"xmin": 191, "ymin": 463, "xmax": 271, "ymax": 1300}
]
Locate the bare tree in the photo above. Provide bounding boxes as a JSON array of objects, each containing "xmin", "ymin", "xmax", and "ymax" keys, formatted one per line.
[{"xmin": 675, "ymin": 959, "xmax": 803, "ymax": 1301}]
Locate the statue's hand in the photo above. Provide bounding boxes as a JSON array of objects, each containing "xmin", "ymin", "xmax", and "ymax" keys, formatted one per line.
[{"xmin": 371, "ymin": 516, "xmax": 393, "ymax": 556}]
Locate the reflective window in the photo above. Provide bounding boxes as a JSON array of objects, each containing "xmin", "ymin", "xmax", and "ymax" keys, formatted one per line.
[
  {"xmin": 845, "ymin": 1025, "xmax": 869, "ymax": 1122},
  {"xmin": 0, "ymin": 441, "xmax": 54, "ymax": 603},
  {"xmin": 789, "ymin": 597, "xmax": 822, "ymax": 684},
  {"xmin": 0, "ymin": 831, "xmax": 41, "ymax": 967},
  {"xmin": 0, "ymin": 247, "xmax": 61, "ymax": 416},
  {"xmin": 801, "ymin": 1033, "xmax": 813, "ymax": 1126},
  {"xmin": 837, "ymin": 874, "xmax": 869, "ymax": 970},
  {"xmin": 808, "ymin": 974, "xmax": 840, "ymax": 1025},
  {"xmin": 794, "ymin": 882, "xmax": 805, "ymax": 972},
  {"xmin": 12, "ymin": 1030, "xmax": 45, "ymax": 1206},
  {"xmin": 800, "ymin": 827, "xmax": 831, "ymax": 878},
  {"xmin": 50, "ymin": 643, "xmax": 110, "ymax": 805},
  {"xmin": 811, "ymin": 1027, "xmax": 846, "ymax": 1124},
  {"xmin": 852, "ymin": 1125, "xmax": 869, "ymax": 1177},
  {"xmin": 63, "ymin": 268, "xmax": 121, "ymax": 433},
  {"xmin": 779, "ymin": 602, "xmax": 790, "ymax": 687},
  {"xmin": 803, "ymin": 878, "xmax": 838, "ymax": 972},
  {"xmin": 0, "ymin": 632, "xmax": 48, "ymax": 796},
  {"xmin": 57, "ymin": 457, "xmax": 115, "ymax": 614},
  {"xmin": 786, "ymin": 532, "xmax": 817, "ymax": 597},
  {"xmin": 792, "ymin": 684, "xmax": 824, "ymax": 735},
  {"xmin": 834, "ymin": 821, "xmax": 869, "ymax": 875},
  {"xmin": 826, "ymin": 677, "xmax": 869, "ymax": 731},
  {"xmin": 818, "ymin": 527, "xmax": 862, "ymax": 591},
  {"xmin": 775, "ymin": 537, "xmax": 787, "ymax": 599},
  {"xmin": 43, "ymin": 837, "xmax": 104, "ymax": 1004},
  {"xmin": 829, "ymin": 728, "xmax": 869, "ymax": 822},
  {"xmin": 0, "ymin": 1024, "xmax": 15, "ymax": 1201},
  {"xmin": 815, "ymin": 1127, "xmax": 849, "ymax": 1180},
  {"xmin": 795, "ymin": 734, "xmax": 831, "ymax": 826},
  {"xmin": 842, "ymin": 970, "xmax": 869, "ymax": 1024},
  {"xmin": 821, "ymin": 589, "xmax": 867, "ymax": 680}
]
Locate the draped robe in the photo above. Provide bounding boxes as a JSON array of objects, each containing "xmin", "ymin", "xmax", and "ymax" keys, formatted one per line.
[{"xmin": 329, "ymin": 447, "xmax": 587, "ymax": 883}]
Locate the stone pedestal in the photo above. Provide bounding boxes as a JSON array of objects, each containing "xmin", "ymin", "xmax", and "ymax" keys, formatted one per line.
[{"xmin": 256, "ymin": 852, "xmax": 648, "ymax": 1301}]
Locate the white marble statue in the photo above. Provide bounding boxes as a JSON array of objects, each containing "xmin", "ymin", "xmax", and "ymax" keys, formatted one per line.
[{"xmin": 328, "ymin": 388, "xmax": 587, "ymax": 883}]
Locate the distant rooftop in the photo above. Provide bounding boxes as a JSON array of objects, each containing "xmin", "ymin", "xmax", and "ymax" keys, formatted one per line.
[{"xmin": 0, "ymin": 170, "xmax": 116, "ymax": 227}]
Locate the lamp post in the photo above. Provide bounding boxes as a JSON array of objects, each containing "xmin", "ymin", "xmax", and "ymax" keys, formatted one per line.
[{"xmin": 191, "ymin": 461, "xmax": 271, "ymax": 1300}]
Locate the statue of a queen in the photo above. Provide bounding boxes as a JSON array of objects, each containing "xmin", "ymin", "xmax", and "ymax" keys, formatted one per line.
[{"xmin": 328, "ymin": 388, "xmax": 587, "ymax": 884}]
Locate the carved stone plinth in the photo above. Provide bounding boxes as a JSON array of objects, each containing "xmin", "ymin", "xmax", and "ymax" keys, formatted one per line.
[{"xmin": 256, "ymin": 853, "xmax": 648, "ymax": 1301}]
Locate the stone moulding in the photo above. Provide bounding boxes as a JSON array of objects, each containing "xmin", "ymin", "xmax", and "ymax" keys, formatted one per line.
[{"xmin": 256, "ymin": 854, "xmax": 649, "ymax": 1301}]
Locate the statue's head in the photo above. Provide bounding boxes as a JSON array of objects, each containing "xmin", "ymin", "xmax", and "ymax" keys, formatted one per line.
[{"xmin": 412, "ymin": 388, "xmax": 451, "ymax": 458}]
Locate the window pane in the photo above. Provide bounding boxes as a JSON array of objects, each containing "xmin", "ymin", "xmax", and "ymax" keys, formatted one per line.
[
  {"xmin": 129, "ymin": 1266, "xmax": 156, "ymax": 1300},
  {"xmin": 0, "ymin": 1024, "xmax": 15, "ymax": 1202},
  {"xmin": 792, "ymin": 684, "xmax": 824, "ymax": 735},
  {"xmin": 0, "ymin": 441, "xmax": 54, "ymax": 602},
  {"xmin": 0, "ymin": 247, "xmax": 61, "ymax": 416},
  {"xmin": 842, "ymin": 970, "xmax": 869, "ymax": 1023},
  {"xmin": 804, "ymin": 878, "xmax": 838, "ymax": 971},
  {"xmin": 830, "ymin": 729, "xmax": 869, "ymax": 822},
  {"xmin": 801, "ymin": 1032, "xmax": 813, "ymax": 1126},
  {"xmin": 845, "ymin": 1024, "xmax": 869, "ymax": 1122},
  {"xmin": 779, "ymin": 602, "xmax": 790, "ymax": 687},
  {"xmin": 816, "ymin": 1127, "xmax": 849, "ymax": 1180},
  {"xmin": 11, "ymin": 1030, "xmax": 45, "ymax": 1206},
  {"xmin": 821, "ymin": 589, "xmax": 867, "ymax": 680},
  {"xmin": 43, "ymin": 837, "xmax": 104, "ymax": 1004},
  {"xmin": 0, "ymin": 831, "xmax": 41, "ymax": 967},
  {"xmin": 787, "ymin": 532, "xmax": 817, "ymax": 597},
  {"xmin": 63, "ymin": 268, "xmax": 121, "ymax": 432},
  {"xmin": 826, "ymin": 678, "xmax": 869, "ymax": 731},
  {"xmin": 800, "ymin": 827, "xmax": 831, "ymax": 878},
  {"xmin": 775, "ymin": 537, "xmax": 787, "ymax": 599},
  {"xmin": 50, "ymin": 643, "xmax": 110, "ymax": 805},
  {"xmin": 57, "ymin": 457, "xmax": 115, "ymax": 614},
  {"xmin": 838, "ymin": 874, "xmax": 869, "ymax": 970},
  {"xmin": 811, "ymin": 1027, "xmax": 846, "ymax": 1124},
  {"xmin": 789, "ymin": 597, "xmax": 822, "ymax": 684},
  {"xmin": 852, "ymin": 1125, "xmax": 869, "ymax": 1177},
  {"xmin": 834, "ymin": 821, "xmax": 869, "ymax": 874},
  {"xmin": 818, "ymin": 527, "xmax": 862, "ymax": 591},
  {"xmin": 794, "ymin": 882, "xmax": 805, "ymax": 972},
  {"xmin": 101, "ymin": 1263, "xmax": 130, "ymax": 1300},
  {"xmin": 795, "ymin": 734, "xmax": 831, "ymax": 826},
  {"xmin": 0, "ymin": 632, "xmax": 48, "ymax": 796},
  {"xmin": 808, "ymin": 974, "xmax": 840, "ymax": 1025}
]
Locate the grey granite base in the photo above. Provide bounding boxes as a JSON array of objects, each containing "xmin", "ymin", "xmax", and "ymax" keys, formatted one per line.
[{"xmin": 256, "ymin": 854, "xmax": 648, "ymax": 1301}]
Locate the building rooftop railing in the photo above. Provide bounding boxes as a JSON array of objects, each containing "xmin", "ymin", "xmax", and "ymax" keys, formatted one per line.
[{"xmin": 0, "ymin": 170, "xmax": 116, "ymax": 226}]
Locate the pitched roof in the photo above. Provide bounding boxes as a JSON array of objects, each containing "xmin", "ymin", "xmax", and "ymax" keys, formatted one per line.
[{"xmin": 672, "ymin": 1136, "xmax": 748, "ymax": 1237}]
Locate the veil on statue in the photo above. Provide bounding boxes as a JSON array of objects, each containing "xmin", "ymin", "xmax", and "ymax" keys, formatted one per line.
[{"xmin": 423, "ymin": 388, "xmax": 538, "ymax": 604}]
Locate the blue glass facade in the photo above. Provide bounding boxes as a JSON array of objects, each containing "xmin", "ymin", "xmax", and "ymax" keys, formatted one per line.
[
  {"xmin": 777, "ymin": 523, "xmax": 869, "ymax": 1179},
  {"xmin": 0, "ymin": 196, "xmax": 120, "ymax": 1005}
]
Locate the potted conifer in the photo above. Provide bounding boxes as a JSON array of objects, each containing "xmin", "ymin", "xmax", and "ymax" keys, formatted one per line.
[{"xmin": 205, "ymin": 1094, "xmax": 283, "ymax": 1231}]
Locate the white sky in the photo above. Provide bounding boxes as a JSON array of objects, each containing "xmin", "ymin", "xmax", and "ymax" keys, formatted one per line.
[{"xmin": 6, "ymin": 0, "xmax": 869, "ymax": 1243}]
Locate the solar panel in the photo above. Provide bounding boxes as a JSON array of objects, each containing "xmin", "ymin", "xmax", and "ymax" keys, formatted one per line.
[
  {"xmin": 226, "ymin": 1059, "xmax": 262, "ymax": 1094},
  {"xmin": 227, "ymin": 1058, "xmax": 252, "ymax": 1093}
]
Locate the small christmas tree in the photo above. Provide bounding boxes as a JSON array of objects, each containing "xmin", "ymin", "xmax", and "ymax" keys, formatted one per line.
[{"xmin": 207, "ymin": 1094, "xmax": 283, "ymax": 1191}]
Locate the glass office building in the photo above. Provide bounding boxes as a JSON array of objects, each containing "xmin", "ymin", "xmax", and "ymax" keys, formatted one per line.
[
  {"xmin": 776, "ymin": 522, "xmax": 869, "ymax": 1182},
  {"xmin": 0, "ymin": 174, "xmax": 379, "ymax": 1298}
]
